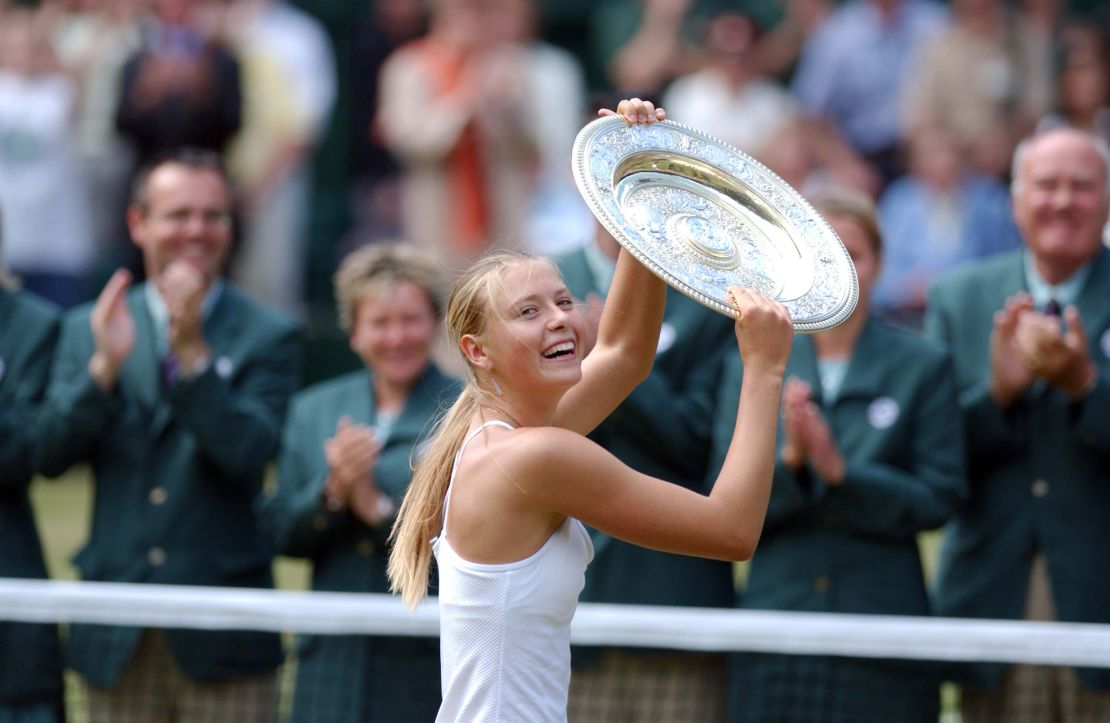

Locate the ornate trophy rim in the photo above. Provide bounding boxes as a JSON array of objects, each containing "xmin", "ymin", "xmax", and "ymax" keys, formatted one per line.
[{"xmin": 571, "ymin": 116, "xmax": 859, "ymax": 333}]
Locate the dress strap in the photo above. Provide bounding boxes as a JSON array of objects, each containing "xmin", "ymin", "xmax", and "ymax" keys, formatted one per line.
[{"xmin": 440, "ymin": 420, "xmax": 515, "ymax": 537}]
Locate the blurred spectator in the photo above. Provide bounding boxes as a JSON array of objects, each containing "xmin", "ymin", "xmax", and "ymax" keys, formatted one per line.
[
  {"xmin": 0, "ymin": 214, "xmax": 65, "ymax": 723},
  {"xmin": 595, "ymin": 0, "xmax": 743, "ymax": 96},
  {"xmin": 755, "ymin": 0, "xmax": 832, "ymax": 80},
  {"xmin": 791, "ymin": 0, "xmax": 948, "ymax": 187},
  {"xmin": 902, "ymin": 0, "xmax": 1054, "ymax": 180},
  {"xmin": 561, "ymin": 224, "xmax": 736, "ymax": 723},
  {"xmin": 347, "ymin": 0, "xmax": 427, "ymax": 246},
  {"xmin": 1038, "ymin": 22, "xmax": 1110, "ymax": 143},
  {"xmin": 602, "ymin": 0, "xmax": 700, "ymax": 94},
  {"xmin": 875, "ymin": 127, "xmax": 1022, "ymax": 328},
  {"xmin": 260, "ymin": 243, "xmax": 459, "ymax": 723},
  {"xmin": 712, "ymin": 189, "xmax": 965, "ymax": 723},
  {"xmin": 376, "ymin": 0, "xmax": 539, "ymax": 274},
  {"xmin": 760, "ymin": 118, "xmax": 881, "ymax": 200},
  {"xmin": 489, "ymin": 0, "xmax": 592, "ymax": 257},
  {"xmin": 51, "ymin": 0, "xmax": 144, "ymax": 286},
  {"xmin": 663, "ymin": 12, "xmax": 799, "ymax": 162},
  {"xmin": 115, "ymin": 0, "xmax": 242, "ymax": 167},
  {"xmin": 926, "ymin": 127, "xmax": 1110, "ymax": 722},
  {"xmin": 1038, "ymin": 22, "xmax": 1110, "ymax": 247},
  {"xmin": 223, "ymin": 0, "xmax": 336, "ymax": 318},
  {"xmin": 0, "ymin": 2, "xmax": 96, "ymax": 309},
  {"xmin": 35, "ymin": 149, "xmax": 300, "ymax": 723}
]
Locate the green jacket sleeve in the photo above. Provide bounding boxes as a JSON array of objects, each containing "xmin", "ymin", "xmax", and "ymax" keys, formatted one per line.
[
  {"xmin": 0, "ymin": 312, "xmax": 58, "ymax": 488},
  {"xmin": 35, "ymin": 313, "xmax": 122, "ymax": 478}
]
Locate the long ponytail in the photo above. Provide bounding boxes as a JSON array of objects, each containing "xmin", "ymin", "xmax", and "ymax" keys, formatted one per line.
[
  {"xmin": 387, "ymin": 249, "xmax": 545, "ymax": 608},
  {"xmin": 388, "ymin": 386, "xmax": 478, "ymax": 609}
]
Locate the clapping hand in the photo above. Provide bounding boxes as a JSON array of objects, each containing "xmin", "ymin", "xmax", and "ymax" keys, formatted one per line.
[
  {"xmin": 159, "ymin": 260, "xmax": 211, "ymax": 373},
  {"xmin": 89, "ymin": 269, "xmax": 136, "ymax": 391},
  {"xmin": 989, "ymin": 293, "xmax": 1037, "ymax": 409},
  {"xmin": 324, "ymin": 417, "xmax": 385, "ymax": 523},
  {"xmin": 780, "ymin": 377, "xmax": 845, "ymax": 485},
  {"xmin": 1013, "ymin": 303, "xmax": 1097, "ymax": 399}
]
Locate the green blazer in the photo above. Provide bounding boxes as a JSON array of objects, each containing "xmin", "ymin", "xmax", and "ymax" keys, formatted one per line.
[
  {"xmin": 36, "ymin": 283, "xmax": 301, "ymax": 686},
  {"xmin": 556, "ymin": 248, "xmax": 736, "ymax": 612},
  {"xmin": 0, "ymin": 289, "xmax": 63, "ymax": 707},
  {"xmin": 926, "ymin": 248, "xmax": 1110, "ymax": 690},
  {"xmin": 710, "ymin": 318, "xmax": 966, "ymax": 723},
  {"xmin": 259, "ymin": 365, "xmax": 459, "ymax": 722}
]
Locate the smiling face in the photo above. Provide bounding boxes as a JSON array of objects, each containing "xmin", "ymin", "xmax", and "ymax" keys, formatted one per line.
[
  {"xmin": 1012, "ymin": 129, "xmax": 1109, "ymax": 282},
  {"xmin": 127, "ymin": 163, "xmax": 233, "ymax": 288},
  {"xmin": 464, "ymin": 259, "xmax": 584, "ymax": 395},
  {"xmin": 350, "ymin": 280, "xmax": 438, "ymax": 392}
]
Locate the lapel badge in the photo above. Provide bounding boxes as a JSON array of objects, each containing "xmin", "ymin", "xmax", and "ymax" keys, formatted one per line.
[
  {"xmin": 215, "ymin": 356, "xmax": 233, "ymax": 379},
  {"xmin": 656, "ymin": 322, "xmax": 676, "ymax": 354},
  {"xmin": 1100, "ymin": 330, "xmax": 1110, "ymax": 360},
  {"xmin": 867, "ymin": 396, "xmax": 900, "ymax": 430}
]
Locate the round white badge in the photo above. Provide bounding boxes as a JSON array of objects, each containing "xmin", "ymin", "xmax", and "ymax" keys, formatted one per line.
[
  {"xmin": 215, "ymin": 356, "xmax": 233, "ymax": 379},
  {"xmin": 1100, "ymin": 330, "xmax": 1110, "ymax": 359},
  {"xmin": 867, "ymin": 397, "xmax": 900, "ymax": 430},
  {"xmin": 656, "ymin": 323, "xmax": 676, "ymax": 355}
]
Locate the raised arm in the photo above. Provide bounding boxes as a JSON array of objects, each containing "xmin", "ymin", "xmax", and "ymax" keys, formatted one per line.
[
  {"xmin": 553, "ymin": 99, "xmax": 669, "ymax": 434},
  {"xmin": 537, "ymin": 288, "xmax": 792, "ymax": 559}
]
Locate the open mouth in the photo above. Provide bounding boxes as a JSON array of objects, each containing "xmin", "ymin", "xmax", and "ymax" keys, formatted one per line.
[{"xmin": 542, "ymin": 341, "xmax": 577, "ymax": 360}]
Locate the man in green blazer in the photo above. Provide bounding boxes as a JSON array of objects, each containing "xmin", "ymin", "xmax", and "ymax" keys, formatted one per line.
[
  {"xmin": 35, "ymin": 149, "xmax": 301, "ymax": 722},
  {"xmin": 926, "ymin": 127, "xmax": 1110, "ymax": 721},
  {"xmin": 0, "ymin": 248, "xmax": 64, "ymax": 721},
  {"xmin": 558, "ymin": 226, "xmax": 736, "ymax": 722}
]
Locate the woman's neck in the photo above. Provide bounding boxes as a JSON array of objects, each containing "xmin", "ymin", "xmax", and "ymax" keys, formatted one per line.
[{"xmin": 373, "ymin": 374, "xmax": 416, "ymax": 415}]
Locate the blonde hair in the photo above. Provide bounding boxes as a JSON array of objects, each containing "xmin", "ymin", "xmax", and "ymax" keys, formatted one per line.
[
  {"xmin": 333, "ymin": 243, "xmax": 447, "ymax": 332},
  {"xmin": 388, "ymin": 250, "xmax": 553, "ymax": 608}
]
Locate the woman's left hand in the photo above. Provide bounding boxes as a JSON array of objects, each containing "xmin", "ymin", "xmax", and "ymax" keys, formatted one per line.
[{"xmin": 598, "ymin": 97, "xmax": 666, "ymax": 125}]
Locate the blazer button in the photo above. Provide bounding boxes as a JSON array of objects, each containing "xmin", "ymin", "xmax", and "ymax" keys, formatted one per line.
[
  {"xmin": 813, "ymin": 576, "xmax": 830, "ymax": 593},
  {"xmin": 149, "ymin": 487, "xmax": 168, "ymax": 506},
  {"xmin": 1031, "ymin": 479, "xmax": 1050, "ymax": 498},
  {"xmin": 357, "ymin": 539, "xmax": 376, "ymax": 556},
  {"xmin": 148, "ymin": 547, "xmax": 167, "ymax": 567}
]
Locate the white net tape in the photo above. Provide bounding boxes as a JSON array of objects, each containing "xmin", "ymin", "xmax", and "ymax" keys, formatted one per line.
[{"xmin": 2, "ymin": 578, "xmax": 1109, "ymax": 668}]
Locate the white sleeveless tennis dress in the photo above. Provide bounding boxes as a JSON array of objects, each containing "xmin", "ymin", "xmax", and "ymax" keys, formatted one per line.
[{"xmin": 432, "ymin": 420, "xmax": 594, "ymax": 722}]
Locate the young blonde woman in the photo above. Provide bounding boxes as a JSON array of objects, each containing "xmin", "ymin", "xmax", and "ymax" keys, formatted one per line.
[{"xmin": 388, "ymin": 98, "xmax": 795, "ymax": 722}]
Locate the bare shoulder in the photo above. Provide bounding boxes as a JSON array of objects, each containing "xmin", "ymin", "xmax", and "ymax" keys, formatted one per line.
[{"xmin": 488, "ymin": 426, "xmax": 597, "ymax": 470}]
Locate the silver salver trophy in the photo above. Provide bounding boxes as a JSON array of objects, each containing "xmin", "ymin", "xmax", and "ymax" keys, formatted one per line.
[{"xmin": 572, "ymin": 116, "xmax": 858, "ymax": 333}]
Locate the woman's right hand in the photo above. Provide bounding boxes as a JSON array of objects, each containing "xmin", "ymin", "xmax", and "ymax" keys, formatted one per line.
[{"xmin": 728, "ymin": 286, "xmax": 793, "ymax": 377}]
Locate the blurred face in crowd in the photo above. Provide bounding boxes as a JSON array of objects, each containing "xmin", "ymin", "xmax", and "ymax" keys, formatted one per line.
[
  {"xmin": 350, "ymin": 281, "xmax": 438, "ymax": 391},
  {"xmin": 432, "ymin": 0, "xmax": 494, "ymax": 50},
  {"xmin": 128, "ymin": 163, "xmax": 233, "ymax": 288},
  {"xmin": 1012, "ymin": 129, "xmax": 1109, "ymax": 281},
  {"xmin": 910, "ymin": 128, "xmax": 962, "ymax": 192},
  {"xmin": 828, "ymin": 213, "xmax": 881, "ymax": 312}
]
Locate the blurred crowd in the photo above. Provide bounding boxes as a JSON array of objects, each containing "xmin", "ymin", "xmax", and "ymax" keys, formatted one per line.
[
  {"xmin": 0, "ymin": 0, "xmax": 1107, "ymax": 328},
  {"xmin": 2, "ymin": 0, "xmax": 1110, "ymax": 722}
]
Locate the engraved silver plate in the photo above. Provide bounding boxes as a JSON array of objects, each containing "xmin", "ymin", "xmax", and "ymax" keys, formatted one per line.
[{"xmin": 571, "ymin": 116, "xmax": 858, "ymax": 332}]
